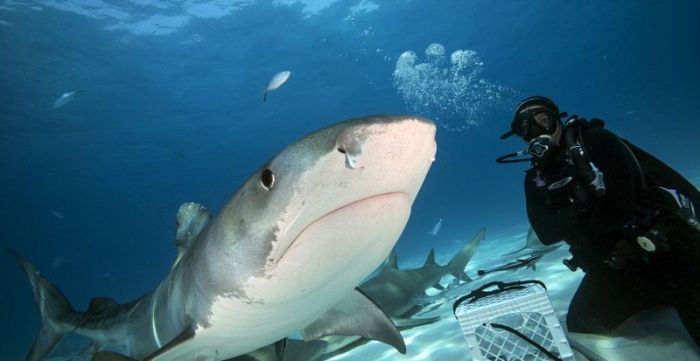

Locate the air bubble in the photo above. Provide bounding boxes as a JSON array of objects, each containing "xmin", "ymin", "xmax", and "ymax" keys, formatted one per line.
[{"xmin": 393, "ymin": 43, "xmax": 514, "ymax": 132}]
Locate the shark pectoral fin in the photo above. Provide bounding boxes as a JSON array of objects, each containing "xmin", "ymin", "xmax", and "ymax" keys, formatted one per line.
[
  {"xmin": 91, "ymin": 350, "xmax": 139, "ymax": 361},
  {"xmin": 301, "ymin": 288, "xmax": 406, "ymax": 354},
  {"xmin": 30, "ymin": 325, "xmax": 64, "ymax": 361},
  {"xmin": 174, "ymin": 202, "xmax": 210, "ymax": 266}
]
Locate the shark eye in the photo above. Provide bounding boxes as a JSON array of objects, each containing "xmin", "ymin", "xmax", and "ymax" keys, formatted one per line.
[
  {"xmin": 260, "ymin": 169, "xmax": 275, "ymax": 190},
  {"xmin": 337, "ymin": 147, "xmax": 346, "ymax": 154}
]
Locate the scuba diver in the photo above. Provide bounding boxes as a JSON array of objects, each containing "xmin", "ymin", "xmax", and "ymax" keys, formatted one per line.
[{"xmin": 498, "ymin": 96, "xmax": 700, "ymax": 346}]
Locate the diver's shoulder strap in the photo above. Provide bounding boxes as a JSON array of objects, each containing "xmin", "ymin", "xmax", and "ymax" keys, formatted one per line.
[
  {"xmin": 563, "ymin": 116, "xmax": 607, "ymax": 198},
  {"xmin": 573, "ymin": 119, "xmax": 664, "ymax": 207},
  {"xmin": 565, "ymin": 116, "xmax": 646, "ymax": 193}
]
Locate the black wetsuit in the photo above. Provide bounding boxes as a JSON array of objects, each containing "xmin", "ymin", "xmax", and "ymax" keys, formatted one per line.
[{"xmin": 524, "ymin": 120, "xmax": 700, "ymax": 345}]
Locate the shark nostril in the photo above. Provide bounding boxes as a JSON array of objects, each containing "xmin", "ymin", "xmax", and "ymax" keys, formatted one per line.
[
  {"xmin": 337, "ymin": 148, "xmax": 346, "ymax": 154},
  {"xmin": 260, "ymin": 169, "xmax": 275, "ymax": 190}
]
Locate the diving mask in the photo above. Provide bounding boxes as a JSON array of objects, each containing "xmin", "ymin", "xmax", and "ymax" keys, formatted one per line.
[{"xmin": 512, "ymin": 108, "xmax": 560, "ymax": 142}]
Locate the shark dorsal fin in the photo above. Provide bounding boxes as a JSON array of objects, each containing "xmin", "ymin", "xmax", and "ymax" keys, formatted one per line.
[
  {"xmin": 526, "ymin": 226, "xmax": 544, "ymax": 248},
  {"xmin": 87, "ymin": 297, "xmax": 119, "ymax": 315},
  {"xmin": 301, "ymin": 288, "xmax": 406, "ymax": 354},
  {"xmin": 447, "ymin": 228, "xmax": 486, "ymax": 281},
  {"xmin": 423, "ymin": 248, "xmax": 437, "ymax": 268},
  {"xmin": 385, "ymin": 252, "xmax": 398, "ymax": 269}
]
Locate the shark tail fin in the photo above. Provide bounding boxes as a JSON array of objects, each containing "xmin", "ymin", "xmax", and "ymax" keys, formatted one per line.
[
  {"xmin": 446, "ymin": 228, "xmax": 486, "ymax": 282},
  {"xmin": 7, "ymin": 248, "xmax": 80, "ymax": 361}
]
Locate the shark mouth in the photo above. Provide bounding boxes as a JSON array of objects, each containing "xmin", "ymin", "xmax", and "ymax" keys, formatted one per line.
[{"xmin": 272, "ymin": 192, "xmax": 410, "ymax": 269}]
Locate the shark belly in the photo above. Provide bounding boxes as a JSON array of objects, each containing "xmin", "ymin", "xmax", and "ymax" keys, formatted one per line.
[{"xmin": 151, "ymin": 192, "xmax": 412, "ymax": 360}]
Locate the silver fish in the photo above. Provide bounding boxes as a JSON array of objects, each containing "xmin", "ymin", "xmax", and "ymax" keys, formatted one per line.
[
  {"xmin": 263, "ymin": 70, "xmax": 291, "ymax": 101},
  {"xmin": 52, "ymin": 90, "xmax": 79, "ymax": 109}
]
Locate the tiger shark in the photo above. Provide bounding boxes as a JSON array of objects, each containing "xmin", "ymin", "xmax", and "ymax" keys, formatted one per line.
[{"xmin": 10, "ymin": 115, "xmax": 437, "ymax": 361}]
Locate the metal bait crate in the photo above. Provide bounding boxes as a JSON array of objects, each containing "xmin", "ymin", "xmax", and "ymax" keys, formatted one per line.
[{"xmin": 453, "ymin": 280, "xmax": 574, "ymax": 361}]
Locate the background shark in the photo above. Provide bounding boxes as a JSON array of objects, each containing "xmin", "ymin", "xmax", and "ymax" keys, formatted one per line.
[
  {"xmin": 362, "ymin": 228, "xmax": 486, "ymax": 319},
  {"xmin": 11, "ymin": 115, "xmax": 437, "ymax": 361},
  {"xmin": 476, "ymin": 254, "xmax": 543, "ymax": 276},
  {"xmin": 503, "ymin": 227, "xmax": 565, "ymax": 258},
  {"xmin": 270, "ymin": 229, "xmax": 486, "ymax": 361}
]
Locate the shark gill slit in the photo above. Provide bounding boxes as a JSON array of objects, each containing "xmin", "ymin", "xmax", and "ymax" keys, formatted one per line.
[{"xmin": 151, "ymin": 286, "xmax": 163, "ymax": 348}]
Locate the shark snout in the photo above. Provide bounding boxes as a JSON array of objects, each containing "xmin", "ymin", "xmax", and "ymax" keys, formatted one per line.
[
  {"xmin": 335, "ymin": 116, "xmax": 437, "ymax": 172},
  {"xmin": 260, "ymin": 116, "xmax": 437, "ymax": 301}
]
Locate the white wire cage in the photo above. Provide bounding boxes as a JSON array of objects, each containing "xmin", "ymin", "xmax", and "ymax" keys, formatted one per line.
[{"xmin": 453, "ymin": 281, "xmax": 575, "ymax": 361}]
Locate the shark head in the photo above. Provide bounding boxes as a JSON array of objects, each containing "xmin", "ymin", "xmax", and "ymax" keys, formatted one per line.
[{"xmin": 194, "ymin": 115, "xmax": 437, "ymax": 306}]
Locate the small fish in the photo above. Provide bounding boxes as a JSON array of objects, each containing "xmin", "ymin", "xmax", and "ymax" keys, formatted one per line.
[
  {"xmin": 52, "ymin": 90, "xmax": 80, "ymax": 109},
  {"xmin": 263, "ymin": 70, "xmax": 291, "ymax": 102},
  {"xmin": 180, "ymin": 34, "xmax": 203, "ymax": 46},
  {"xmin": 50, "ymin": 210, "xmax": 65, "ymax": 219},
  {"xmin": 427, "ymin": 218, "xmax": 443, "ymax": 236}
]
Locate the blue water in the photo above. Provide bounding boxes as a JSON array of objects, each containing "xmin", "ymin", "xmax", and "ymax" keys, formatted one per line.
[{"xmin": 1, "ymin": 1, "xmax": 699, "ymax": 359}]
